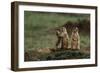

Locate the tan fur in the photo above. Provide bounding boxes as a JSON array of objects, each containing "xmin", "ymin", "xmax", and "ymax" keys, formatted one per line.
[
  {"xmin": 56, "ymin": 28, "xmax": 62, "ymax": 49},
  {"xmin": 56, "ymin": 27, "xmax": 69, "ymax": 49},
  {"xmin": 61, "ymin": 27, "xmax": 69, "ymax": 49},
  {"xmin": 71, "ymin": 27, "xmax": 80, "ymax": 50}
]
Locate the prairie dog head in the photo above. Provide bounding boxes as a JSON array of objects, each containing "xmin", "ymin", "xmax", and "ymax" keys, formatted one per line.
[
  {"xmin": 61, "ymin": 27, "xmax": 68, "ymax": 35},
  {"xmin": 56, "ymin": 27, "xmax": 67, "ymax": 37},
  {"xmin": 62, "ymin": 27, "xmax": 67, "ymax": 32},
  {"xmin": 73, "ymin": 27, "xmax": 79, "ymax": 33}
]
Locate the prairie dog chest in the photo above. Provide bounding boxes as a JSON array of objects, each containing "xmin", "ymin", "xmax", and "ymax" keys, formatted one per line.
[{"xmin": 72, "ymin": 32, "xmax": 79, "ymax": 40}]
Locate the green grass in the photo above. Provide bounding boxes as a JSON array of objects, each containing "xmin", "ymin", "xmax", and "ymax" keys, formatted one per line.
[
  {"xmin": 24, "ymin": 11, "xmax": 90, "ymax": 52},
  {"xmin": 80, "ymin": 34, "xmax": 90, "ymax": 49}
]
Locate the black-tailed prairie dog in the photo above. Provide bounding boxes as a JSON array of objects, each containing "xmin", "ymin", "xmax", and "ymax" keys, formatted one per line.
[
  {"xmin": 71, "ymin": 27, "xmax": 80, "ymax": 50},
  {"xmin": 56, "ymin": 27, "xmax": 69, "ymax": 49}
]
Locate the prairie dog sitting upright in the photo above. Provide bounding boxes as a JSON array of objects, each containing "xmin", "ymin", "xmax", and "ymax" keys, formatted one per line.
[
  {"xmin": 56, "ymin": 27, "xmax": 69, "ymax": 49},
  {"xmin": 61, "ymin": 27, "xmax": 69, "ymax": 49},
  {"xmin": 71, "ymin": 27, "xmax": 80, "ymax": 50}
]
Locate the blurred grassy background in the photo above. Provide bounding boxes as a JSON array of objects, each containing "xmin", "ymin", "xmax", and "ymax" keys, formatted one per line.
[{"xmin": 24, "ymin": 11, "xmax": 90, "ymax": 52}]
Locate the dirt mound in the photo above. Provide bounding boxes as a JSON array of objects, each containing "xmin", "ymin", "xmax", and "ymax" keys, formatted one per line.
[{"xmin": 25, "ymin": 49, "xmax": 90, "ymax": 61}]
